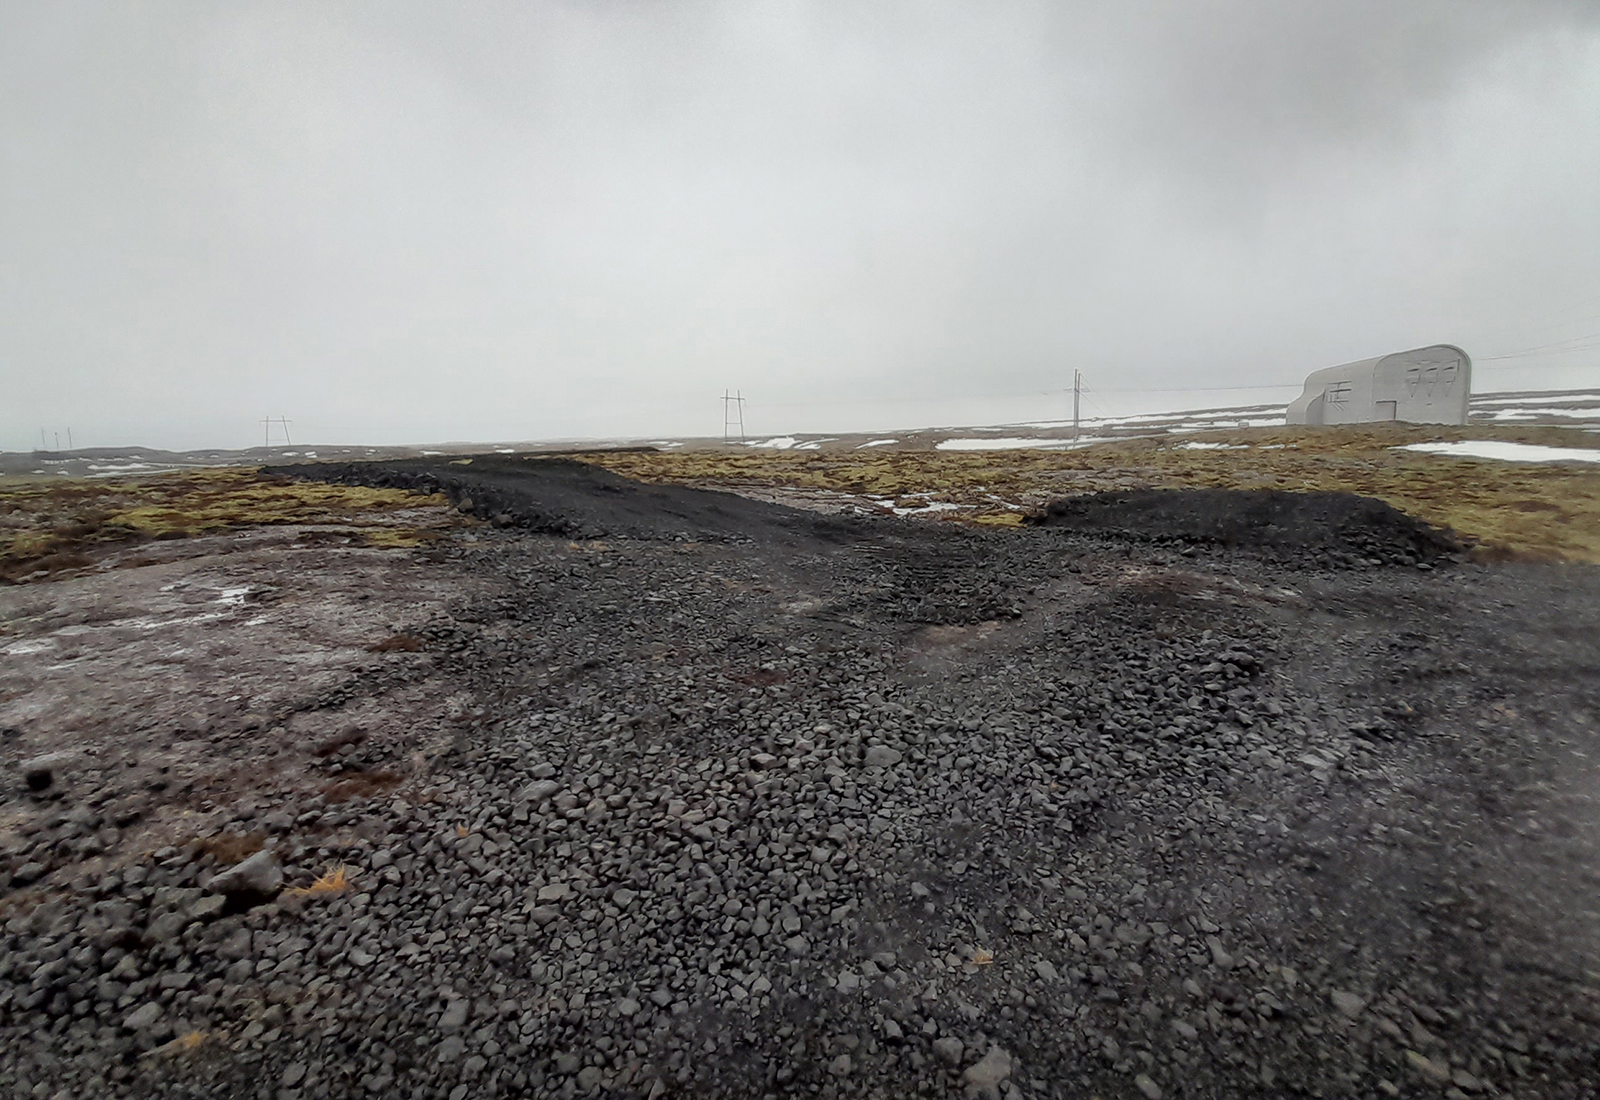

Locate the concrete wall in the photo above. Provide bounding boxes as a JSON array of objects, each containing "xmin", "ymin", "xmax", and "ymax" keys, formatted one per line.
[{"xmin": 1287, "ymin": 345, "xmax": 1470, "ymax": 426}]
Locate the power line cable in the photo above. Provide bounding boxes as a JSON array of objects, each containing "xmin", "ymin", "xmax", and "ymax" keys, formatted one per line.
[{"xmin": 1478, "ymin": 332, "xmax": 1600, "ymax": 360}]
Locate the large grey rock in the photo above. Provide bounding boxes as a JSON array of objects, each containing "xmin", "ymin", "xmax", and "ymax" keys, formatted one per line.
[
  {"xmin": 144, "ymin": 911, "xmax": 192, "ymax": 943},
  {"xmin": 189, "ymin": 894, "xmax": 226, "ymax": 921},
  {"xmin": 123, "ymin": 1002, "xmax": 162, "ymax": 1031},
  {"xmin": 933, "ymin": 1036, "xmax": 965, "ymax": 1066},
  {"xmin": 217, "ymin": 928, "xmax": 253, "ymax": 960},
  {"xmin": 1330, "ymin": 989, "xmax": 1366, "ymax": 1017},
  {"xmin": 206, "ymin": 850, "xmax": 283, "ymax": 903},
  {"xmin": 863, "ymin": 745, "xmax": 903, "ymax": 768},
  {"xmin": 21, "ymin": 752, "xmax": 79, "ymax": 791},
  {"xmin": 11, "ymin": 861, "xmax": 46, "ymax": 886},
  {"xmin": 520, "ymin": 779, "xmax": 560, "ymax": 803},
  {"xmin": 438, "ymin": 1000, "xmax": 469, "ymax": 1032},
  {"xmin": 963, "ymin": 1045, "xmax": 1013, "ymax": 1099}
]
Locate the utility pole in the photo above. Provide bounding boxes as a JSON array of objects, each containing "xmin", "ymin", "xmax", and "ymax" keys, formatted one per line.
[
  {"xmin": 41, "ymin": 428, "xmax": 47, "ymax": 451},
  {"xmin": 723, "ymin": 390, "xmax": 746, "ymax": 443},
  {"xmin": 1073, "ymin": 370, "xmax": 1082, "ymax": 442},
  {"xmin": 66, "ymin": 427, "xmax": 72, "ymax": 450},
  {"xmin": 260, "ymin": 416, "xmax": 293, "ymax": 448}
]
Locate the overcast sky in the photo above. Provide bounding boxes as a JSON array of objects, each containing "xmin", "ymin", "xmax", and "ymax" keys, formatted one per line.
[{"xmin": 3, "ymin": 1, "xmax": 1599, "ymax": 450}]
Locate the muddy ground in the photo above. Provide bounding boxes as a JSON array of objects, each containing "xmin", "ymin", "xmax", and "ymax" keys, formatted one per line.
[{"xmin": 2, "ymin": 459, "xmax": 1598, "ymax": 1100}]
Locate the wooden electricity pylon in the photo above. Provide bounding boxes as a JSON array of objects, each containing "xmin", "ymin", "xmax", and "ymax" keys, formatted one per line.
[
  {"xmin": 723, "ymin": 390, "xmax": 746, "ymax": 442},
  {"xmin": 260, "ymin": 416, "xmax": 293, "ymax": 447}
]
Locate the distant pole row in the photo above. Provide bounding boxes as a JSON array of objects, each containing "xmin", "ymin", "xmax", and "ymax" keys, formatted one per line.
[
  {"xmin": 37, "ymin": 428, "xmax": 72, "ymax": 452},
  {"xmin": 716, "ymin": 375, "xmax": 1092, "ymax": 443}
]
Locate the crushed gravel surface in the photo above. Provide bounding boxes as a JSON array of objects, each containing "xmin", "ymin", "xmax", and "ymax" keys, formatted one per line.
[{"xmin": 3, "ymin": 466, "xmax": 1598, "ymax": 1100}]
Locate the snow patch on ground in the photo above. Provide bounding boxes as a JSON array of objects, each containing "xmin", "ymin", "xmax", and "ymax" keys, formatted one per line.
[
  {"xmin": 1483, "ymin": 407, "xmax": 1600, "ymax": 421},
  {"xmin": 858, "ymin": 439, "xmax": 899, "ymax": 448},
  {"xmin": 1169, "ymin": 417, "xmax": 1285, "ymax": 432},
  {"xmin": 936, "ymin": 438, "xmax": 1074, "ymax": 451},
  {"xmin": 1399, "ymin": 441, "xmax": 1600, "ymax": 464},
  {"xmin": 1175, "ymin": 441, "xmax": 1249, "ymax": 451},
  {"xmin": 1475, "ymin": 392, "xmax": 1600, "ymax": 407},
  {"xmin": 868, "ymin": 496, "xmax": 966, "ymax": 516},
  {"xmin": 745, "ymin": 437, "xmax": 801, "ymax": 450}
]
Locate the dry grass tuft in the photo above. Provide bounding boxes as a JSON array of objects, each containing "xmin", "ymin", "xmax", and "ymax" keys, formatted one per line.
[
  {"xmin": 143, "ymin": 1030, "xmax": 210, "ymax": 1058},
  {"xmin": 191, "ymin": 832, "xmax": 266, "ymax": 865},
  {"xmin": 320, "ymin": 770, "xmax": 404, "ymax": 803},
  {"xmin": 285, "ymin": 865, "xmax": 350, "ymax": 896},
  {"xmin": 360, "ymin": 528, "xmax": 441, "ymax": 549}
]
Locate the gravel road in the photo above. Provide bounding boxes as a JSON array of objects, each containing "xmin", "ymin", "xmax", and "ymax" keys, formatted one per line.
[{"xmin": 3, "ymin": 461, "xmax": 1598, "ymax": 1100}]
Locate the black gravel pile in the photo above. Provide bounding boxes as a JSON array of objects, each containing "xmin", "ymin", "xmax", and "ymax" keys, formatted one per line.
[
  {"xmin": 1027, "ymin": 489, "xmax": 1465, "ymax": 568},
  {"xmin": 3, "ymin": 475, "xmax": 1598, "ymax": 1100},
  {"xmin": 270, "ymin": 457, "xmax": 863, "ymax": 545}
]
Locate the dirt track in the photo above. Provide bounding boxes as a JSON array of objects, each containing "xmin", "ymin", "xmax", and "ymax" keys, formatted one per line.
[{"xmin": 3, "ymin": 459, "xmax": 1599, "ymax": 1100}]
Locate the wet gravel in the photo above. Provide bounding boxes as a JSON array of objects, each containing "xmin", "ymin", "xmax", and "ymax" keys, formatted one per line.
[{"xmin": 4, "ymin": 475, "xmax": 1599, "ymax": 1100}]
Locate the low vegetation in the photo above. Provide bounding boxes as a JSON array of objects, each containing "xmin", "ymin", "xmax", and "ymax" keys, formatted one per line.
[
  {"xmin": 0, "ymin": 468, "xmax": 455, "ymax": 583},
  {"xmin": 4, "ymin": 424, "xmax": 1595, "ymax": 580},
  {"xmin": 589, "ymin": 423, "xmax": 1600, "ymax": 563}
]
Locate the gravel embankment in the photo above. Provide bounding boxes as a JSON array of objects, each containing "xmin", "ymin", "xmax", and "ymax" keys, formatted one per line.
[{"xmin": 4, "ymin": 471, "xmax": 1599, "ymax": 1100}]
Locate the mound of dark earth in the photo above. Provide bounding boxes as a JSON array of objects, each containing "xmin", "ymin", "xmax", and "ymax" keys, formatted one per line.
[
  {"xmin": 1028, "ymin": 488, "xmax": 1464, "ymax": 566},
  {"xmin": 270, "ymin": 456, "xmax": 864, "ymax": 545}
]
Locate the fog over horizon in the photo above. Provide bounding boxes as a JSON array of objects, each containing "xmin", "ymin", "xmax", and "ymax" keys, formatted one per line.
[{"xmin": 3, "ymin": 1, "xmax": 1599, "ymax": 452}]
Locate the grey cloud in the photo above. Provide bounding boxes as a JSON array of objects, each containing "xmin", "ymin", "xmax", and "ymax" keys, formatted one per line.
[{"xmin": 2, "ymin": 2, "xmax": 1598, "ymax": 449}]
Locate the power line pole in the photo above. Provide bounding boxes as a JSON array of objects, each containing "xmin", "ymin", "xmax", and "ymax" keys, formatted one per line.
[
  {"xmin": 1073, "ymin": 369, "xmax": 1082, "ymax": 441},
  {"xmin": 723, "ymin": 390, "xmax": 746, "ymax": 443},
  {"xmin": 66, "ymin": 427, "xmax": 72, "ymax": 450},
  {"xmin": 260, "ymin": 417, "xmax": 293, "ymax": 447}
]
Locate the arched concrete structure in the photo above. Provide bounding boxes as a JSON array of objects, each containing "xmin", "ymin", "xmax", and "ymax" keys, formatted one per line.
[{"xmin": 1287, "ymin": 345, "xmax": 1471, "ymax": 426}]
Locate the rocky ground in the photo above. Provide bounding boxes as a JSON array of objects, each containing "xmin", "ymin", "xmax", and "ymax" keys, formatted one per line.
[{"xmin": 2, "ymin": 460, "xmax": 1599, "ymax": 1100}]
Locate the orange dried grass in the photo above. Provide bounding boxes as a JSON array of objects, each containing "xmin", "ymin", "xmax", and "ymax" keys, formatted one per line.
[{"xmin": 285, "ymin": 865, "xmax": 350, "ymax": 896}]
